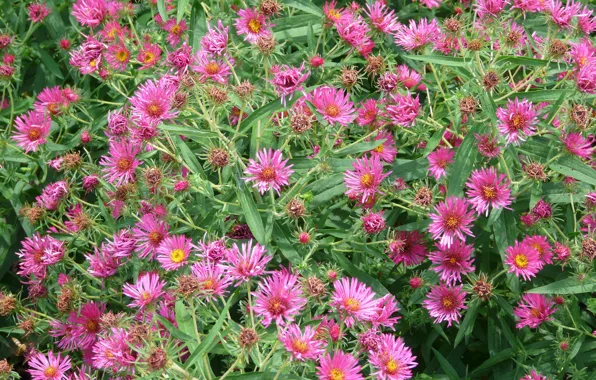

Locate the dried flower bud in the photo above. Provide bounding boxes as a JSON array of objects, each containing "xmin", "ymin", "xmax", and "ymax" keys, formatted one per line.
[
  {"xmin": 56, "ymin": 288, "xmax": 74, "ymax": 313},
  {"xmin": 99, "ymin": 311, "xmax": 123, "ymax": 330},
  {"xmin": 524, "ymin": 162, "xmax": 548, "ymax": 182},
  {"xmin": 548, "ymin": 40, "xmax": 568, "ymax": 58},
  {"xmin": 365, "ymin": 55, "xmax": 385, "ymax": 76},
  {"xmin": 305, "ymin": 277, "xmax": 326, "ymax": 297},
  {"xmin": 234, "ymin": 80, "xmax": 255, "ymax": 100},
  {"xmin": 468, "ymin": 38, "xmax": 483, "ymax": 51},
  {"xmin": 256, "ymin": 36, "xmax": 276, "ymax": 55},
  {"xmin": 581, "ymin": 238, "xmax": 596, "ymax": 260},
  {"xmin": 20, "ymin": 205, "xmax": 45, "ymax": 224},
  {"xmin": 238, "ymin": 328, "xmax": 259, "ymax": 348},
  {"xmin": 413, "ymin": 186, "xmax": 433, "ymax": 207},
  {"xmin": 129, "ymin": 323, "xmax": 149, "ymax": 345},
  {"xmin": 0, "ymin": 292, "xmax": 16, "ymax": 316},
  {"xmin": 147, "ymin": 347, "xmax": 168, "ymax": 371},
  {"xmin": 114, "ymin": 183, "xmax": 136, "ymax": 201},
  {"xmin": 482, "ymin": 71, "xmax": 500, "ymax": 90},
  {"xmin": 472, "ymin": 274, "xmax": 493, "ymax": 301},
  {"xmin": 290, "ymin": 112, "xmax": 314, "ymax": 134},
  {"xmin": 172, "ymin": 92, "xmax": 188, "ymax": 109},
  {"xmin": 177, "ymin": 275, "xmax": 201, "ymax": 297},
  {"xmin": 0, "ymin": 359, "xmax": 12, "ymax": 374},
  {"xmin": 505, "ymin": 29, "xmax": 523, "ymax": 47},
  {"xmin": 286, "ymin": 198, "xmax": 306, "ymax": 218},
  {"xmin": 569, "ymin": 104, "xmax": 591, "ymax": 128},
  {"xmin": 206, "ymin": 86, "xmax": 228, "ymax": 104},
  {"xmin": 144, "ymin": 167, "xmax": 163, "ymax": 187},
  {"xmin": 444, "ymin": 18, "xmax": 462, "ymax": 34},
  {"xmin": 28, "ymin": 283, "xmax": 47, "ymax": 300},
  {"xmin": 459, "ymin": 97, "xmax": 477, "ymax": 114},
  {"xmin": 340, "ymin": 67, "xmax": 359, "ymax": 89},
  {"xmin": 19, "ymin": 318, "xmax": 35, "ymax": 336},
  {"xmin": 259, "ymin": 0, "xmax": 283, "ymax": 17},
  {"xmin": 207, "ymin": 147, "xmax": 230, "ymax": 169},
  {"xmin": 62, "ymin": 152, "xmax": 82, "ymax": 170}
]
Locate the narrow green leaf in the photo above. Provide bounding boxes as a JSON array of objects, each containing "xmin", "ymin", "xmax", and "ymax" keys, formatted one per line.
[
  {"xmin": 234, "ymin": 171, "xmax": 266, "ymax": 244},
  {"xmin": 334, "ymin": 139, "xmax": 385, "ymax": 156},
  {"xmin": 454, "ymin": 298, "xmax": 480, "ymax": 347},
  {"xmin": 392, "ymin": 158, "xmax": 428, "ymax": 181},
  {"xmin": 332, "ymin": 251, "xmax": 389, "ymax": 296},
  {"xmin": 156, "ymin": 315, "xmax": 193, "ymax": 342},
  {"xmin": 282, "ymin": 0, "xmax": 323, "ymax": 16},
  {"xmin": 157, "ymin": 0, "xmax": 168, "ymax": 22},
  {"xmin": 550, "ymin": 156, "xmax": 596, "ymax": 186},
  {"xmin": 176, "ymin": 0, "xmax": 189, "ymax": 24},
  {"xmin": 446, "ymin": 125, "xmax": 479, "ymax": 197},
  {"xmin": 161, "ymin": 124, "xmax": 217, "ymax": 140},
  {"xmin": 527, "ymin": 274, "xmax": 596, "ymax": 294},
  {"xmin": 404, "ymin": 54, "xmax": 469, "ymax": 67},
  {"xmin": 272, "ymin": 222, "xmax": 301, "ymax": 265},
  {"xmin": 432, "ymin": 348, "xmax": 460, "ymax": 379},
  {"xmin": 38, "ymin": 50, "xmax": 63, "ymax": 79},
  {"xmin": 499, "ymin": 89, "xmax": 572, "ymax": 103}
]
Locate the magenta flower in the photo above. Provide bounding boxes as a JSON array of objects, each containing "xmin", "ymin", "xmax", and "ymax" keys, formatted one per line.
[
  {"xmin": 387, "ymin": 231, "xmax": 427, "ymax": 267},
  {"xmin": 427, "ymin": 147, "xmax": 455, "ymax": 180},
  {"xmin": 162, "ymin": 19, "xmax": 188, "ymax": 46},
  {"xmin": 28, "ymin": 351, "xmax": 71, "ymax": 380},
  {"xmin": 547, "ymin": 0, "xmax": 583, "ymax": 29},
  {"xmin": 16, "ymin": 233, "xmax": 65, "ymax": 279},
  {"xmin": 344, "ymin": 155, "xmax": 390, "ymax": 204},
  {"xmin": 132, "ymin": 214, "xmax": 170, "ymax": 259},
  {"xmin": 317, "ymin": 350, "xmax": 364, "ymax": 380},
  {"xmin": 394, "ymin": 19, "xmax": 441, "ymax": 51},
  {"xmin": 357, "ymin": 99, "xmax": 381, "ymax": 127},
  {"xmin": 362, "ymin": 211, "xmax": 386, "ymax": 235},
  {"xmin": 364, "ymin": 1, "xmax": 400, "ymax": 35},
  {"xmin": 156, "ymin": 234, "xmax": 193, "ymax": 271},
  {"xmin": 28, "ymin": 3, "xmax": 50, "ymax": 22},
  {"xmin": 92, "ymin": 328, "xmax": 136, "ymax": 372},
  {"xmin": 475, "ymin": 133, "xmax": 501, "ymax": 158},
  {"xmin": 269, "ymin": 64, "xmax": 309, "ymax": 105},
  {"xmin": 562, "ymin": 132, "xmax": 593, "ymax": 159},
  {"xmin": 397, "ymin": 65, "xmax": 423, "ymax": 90},
  {"xmin": 196, "ymin": 238, "xmax": 228, "ymax": 262},
  {"xmin": 72, "ymin": 0, "xmax": 106, "ymax": 27},
  {"xmin": 99, "ymin": 140, "xmax": 142, "ymax": 186},
  {"xmin": 190, "ymin": 261, "xmax": 232, "ymax": 300},
  {"xmin": 576, "ymin": 61, "xmax": 596, "ymax": 94},
  {"xmin": 465, "ymin": 167, "xmax": 512, "ymax": 215},
  {"xmin": 221, "ymin": 239, "xmax": 272, "ymax": 284},
  {"xmin": 192, "ymin": 51, "xmax": 233, "ymax": 84},
  {"xmin": 279, "ymin": 324, "xmax": 325, "ymax": 361},
  {"xmin": 578, "ymin": 6, "xmax": 596, "ymax": 35},
  {"xmin": 122, "ymin": 272, "xmax": 166, "ymax": 309},
  {"xmin": 12, "ymin": 110, "xmax": 51, "ymax": 153},
  {"xmin": 370, "ymin": 334, "xmax": 418, "ymax": 380},
  {"xmin": 330, "ymin": 277, "xmax": 379, "ymax": 327},
  {"xmin": 105, "ymin": 42, "xmax": 130, "ymax": 71},
  {"xmin": 310, "ymin": 86, "xmax": 356, "ymax": 126},
  {"xmin": 129, "ymin": 79, "xmax": 178, "ymax": 126},
  {"xmin": 336, "ymin": 13, "xmax": 373, "ymax": 49},
  {"xmin": 137, "ymin": 42, "xmax": 162, "ymax": 70},
  {"xmin": 505, "ymin": 241, "xmax": 542, "ymax": 280},
  {"xmin": 253, "ymin": 269, "xmax": 307, "ymax": 327},
  {"xmin": 36, "ymin": 180, "xmax": 68, "ymax": 210},
  {"xmin": 420, "ymin": 0, "xmax": 443, "ymax": 8},
  {"xmin": 385, "ymin": 92, "xmax": 421, "ymax": 127},
  {"xmin": 429, "ymin": 241, "xmax": 475, "ymax": 286},
  {"xmin": 72, "ymin": 301, "xmax": 105, "ymax": 349},
  {"xmin": 522, "ymin": 235, "xmax": 553, "ymax": 267},
  {"xmin": 369, "ymin": 130, "xmax": 397, "ymax": 163},
  {"xmin": 235, "ymin": 8, "xmax": 273, "ymax": 44},
  {"xmin": 520, "ymin": 370, "xmax": 549, "ymax": 380},
  {"xmin": 244, "ymin": 148, "xmax": 294, "ymax": 195},
  {"xmin": 202, "ymin": 20, "xmax": 229, "ymax": 55},
  {"xmin": 35, "ymin": 86, "xmax": 69, "ymax": 116},
  {"xmin": 475, "ymin": 0, "xmax": 509, "ymax": 19},
  {"xmin": 512, "ymin": 0, "xmax": 545, "ymax": 13},
  {"xmin": 496, "ymin": 98, "xmax": 538, "ymax": 145},
  {"xmin": 378, "ymin": 72, "xmax": 399, "ymax": 92},
  {"xmin": 429, "ymin": 197, "xmax": 475, "ymax": 248},
  {"xmin": 423, "ymin": 284, "xmax": 467, "ymax": 326},
  {"xmin": 514, "ymin": 293, "xmax": 557, "ymax": 329},
  {"xmin": 371, "ymin": 294, "xmax": 401, "ymax": 329}
]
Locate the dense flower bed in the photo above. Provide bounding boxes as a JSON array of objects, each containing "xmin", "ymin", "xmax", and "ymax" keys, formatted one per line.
[{"xmin": 0, "ymin": 0, "xmax": 596, "ymax": 379}]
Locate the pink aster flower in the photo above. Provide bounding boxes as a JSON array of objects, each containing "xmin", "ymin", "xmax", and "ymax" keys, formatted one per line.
[
  {"xmin": 369, "ymin": 130, "xmax": 397, "ymax": 163},
  {"xmin": 387, "ymin": 231, "xmax": 427, "ymax": 267},
  {"xmin": 370, "ymin": 334, "xmax": 417, "ymax": 380},
  {"xmin": 428, "ymin": 197, "xmax": 475, "ymax": 248},
  {"xmin": 465, "ymin": 167, "xmax": 512, "ymax": 215},
  {"xmin": 357, "ymin": 99, "xmax": 381, "ymax": 127},
  {"xmin": 576, "ymin": 61, "xmax": 596, "ymax": 94},
  {"xmin": 505, "ymin": 241, "xmax": 542, "ymax": 280},
  {"xmin": 92, "ymin": 328, "xmax": 135, "ymax": 372},
  {"xmin": 512, "ymin": 0, "xmax": 545, "ymax": 13},
  {"xmin": 423, "ymin": 284, "xmax": 467, "ymax": 326},
  {"xmin": 12, "ymin": 110, "xmax": 51, "ymax": 153},
  {"xmin": 547, "ymin": 0, "xmax": 583, "ymax": 29},
  {"xmin": 371, "ymin": 294, "xmax": 401, "ymax": 329},
  {"xmin": 514, "ymin": 293, "xmax": 557, "ymax": 329},
  {"xmin": 420, "ymin": 0, "xmax": 443, "ymax": 8},
  {"xmin": 330, "ymin": 277, "xmax": 379, "ymax": 327},
  {"xmin": 36, "ymin": 180, "xmax": 68, "ymax": 210},
  {"xmin": 364, "ymin": 1, "xmax": 400, "ymax": 35},
  {"xmin": 162, "ymin": 18, "xmax": 188, "ymax": 46},
  {"xmin": 17, "ymin": 233, "xmax": 65, "ymax": 279},
  {"xmin": 196, "ymin": 238, "xmax": 228, "ymax": 262},
  {"xmin": 362, "ymin": 211, "xmax": 386, "ymax": 234},
  {"xmin": 385, "ymin": 92, "xmax": 421, "ymax": 127},
  {"xmin": 99, "ymin": 140, "xmax": 142, "ymax": 185},
  {"xmin": 202, "ymin": 20, "xmax": 228, "ymax": 55},
  {"xmin": 429, "ymin": 241, "xmax": 475, "ymax": 286},
  {"xmin": 336, "ymin": 13, "xmax": 373, "ymax": 49},
  {"xmin": 522, "ymin": 235, "xmax": 553, "ymax": 266},
  {"xmin": 397, "ymin": 65, "xmax": 423, "ymax": 90},
  {"xmin": 344, "ymin": 155, "xmax": 390, "ymax": 204},
  {"xmin": 310, "ymin": 86, "xmax": 356, "ymax": 126},
  {"xmin": 253, "ymin": 269, "xmax": 307, "ymax": 327},
  {"xmin": 562, "ymin": 132, "xmax": 593, "ymax": 159},
  {"xmin": 578, "ymin": 6, "xmax": 596, "ymax": 35},
  {"xmin": 99, "ymin": 20, "xmax": 127, "ymax": 42},
  {"xmin": 496, "ymin": 98, "xmax": 538, "ymax": 145},
  {"xmin": 427, "ymin": 147, "xmax": 455, "ymax": 180},
  {"xmin": 34, "ymin": 86, "xmax": 70, "ymax": 116},
  {"xmin": 28, "ymin": 351, "xmax": 71, "ymax": 380},
  {"xmin": 475, "ymin": 133, "xmax": 501, "ymax": 158},
  {"xmin": 475, "ymin": 0, "xmax": 509, "ymax": 19},
  {"xmin": 235, "ymin": 8, "xmax": 273, "ymax": 44},
  {"xmin": 192, "ymin": 51, "xmax": 233, "ymax": 84},
  {"xmin": 279, "ymin": 324, "xmax": 325, "ymax": 361},
  {"xmin": 394, "ymin": 19, "xmax": 441, "ymax": 51},
  {"xmin": 68, "ymin": 36, "xmax": 104, "ymax": 75},
  {"xmin": 137, "ymin": 42, "xmax": 162, "ymax": 70},
  {"xmin": 521, "ymin": 370, "xmax": 549, "ymax": 380},
  {"xmin": 378, "ymin": 72, "xmax": 399, "ymax": 92},
  {"xmin": 269, "ymin": 64, "xmax": 309, "ymax": 105},
  {"xmin": 167, "ymin": 42, "xmax": 193, "ymax": 72},
  {"xmin": 72, "ymin": 0, "xmax": 107, "ymax": 27},
  {"xmin": 72, "ymin": 301, "xmax": 105, "ymax": 349},
  {"xmin": 221, "ymin": 239, "xmax": 272, "ymax": 284},
  {"xmin": 317, "ymin": 350, "xmax": 364, "ymax": 380},
  {"xmin": 132, "ymin": 214, "xmax": 170, "ymax": 259},
  {"xmin": 105, "ymin": 42, "xmax": 130, "ymax": 71},
  {"xmin": 129, "ymin": 79, "xmax": 178, "ymax": 126},
  {"xmin": 569, "ymin": 39, "xmax": 596, "ymax": 68},
  {"xmin": 28, "ymin": 3, "xmax": 50, "ymax": 23},
  {"xmin": 243, "ymin": 148, "xmax": 294, "ymax": 195},
  {"xmin": 122, "ymin": 272, "xmax": 166, "ymax": 309},
  {"xmin": 190, "ymin": 261, "xmax": 232, "ymax": 300},
  {"xmin": 156, "ymin": 234, "xmax": 193, "ymax": 271}
]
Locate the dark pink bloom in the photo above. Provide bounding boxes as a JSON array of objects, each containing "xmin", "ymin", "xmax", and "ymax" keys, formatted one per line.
[
  {"xmin": 344, "ymin": 155, "xmax": 390, "ymax": 204},
  {"xmin": 505, "ymin": 241, "xmax": 542, "ymax": 280},
  {"xmin": 423, "ymin": 284, "xmax": 467, "ymax": 326},
  {"xmin": 132, "ymin": 214, "xmax": 170, "ymax": 259},
  {"xmin": 465, "ymin": 167, "xmax": 512, "ymax": 215},
  {"xmin": 317, "ymin": 350, "xmax": 364, "ymax": 380},
  {"xmin": 475, "ymin": 0, "xmax": 509, "ymax": 19},
  {"xmin": 385, "ymin": 92, "xmax": 421, "ymax": 127},
  {"xmin": 235, "ymin": 8, "xmax": 273, "ymax": 44},
  {"xmin": 243, "ymin": 148, "xmax": 294, "ymax": 195},
  {"xmin": 253, "ymin": 269, "xmax": 307, "ymax": 327},
  {"xmin": 362, "ymin": 211, "xmax": 386, "ymax": 234},
  {"xmin": 388, "ymin": 231, "xmax": 427, "ymax": 267},
  {"xmin": 428, "ymin": 197, "xmax": 475, "ymax": 247},
  {"xmin": 28, "ymin": 2, "xmax": 50, "ymax": 23},
  {"xmin": 129, "ymin": 78, "xmax": 178, "ymax": 126},
  {"xmin": 371, "ymin": 294, "xmax": 401, "ymax": 329},
  {"xmin": 72, "ymin": 0, "xmax": 107, "ymax": 27},
  {"xmin": 522, "ymin": 235, "xmax": 553, "ymax": 266},
  {"xmin": 547, "ymin": 0, "xmax": 583, "ymax": 29},
  {"xmin": 427, "ymin": 147, "xmax": 455, "ymax": 180},
  {"xmin": 99, "ymin": 140, "xmax": 142, "ymax": 185},
  {"xmin": 105, "ymin": 42, "xmax": 130, "ymax": 71},
  {"xmin": 429, "ymin": 241, "xmax": 475, "ymax": 286},
  {"xmin": 475, "ymin": 133, "xmax": 501, "ymax": 158},
  {"xmin": 496, "ymin": 98, "xmax": 538, "ymax": 145},
  {"xmin": 17, "ymin": 233, "xmax": 65, "ymax": 279},
  {"xmin": 269, "ymin": 64, "xmax": 309, "ymax": 105},
  {"xmin": 36, "ymin": 180, "xmax": 68, "ymax": 210},
  {"xmin": 357, "ymin": 99, "xmax": 381, "ymax": 127},
  {"xmin": 514, "ymin": 293, "xmax": 556, "ymax": 329},
  {"xmin": 162, "ymin": 18, "xmax": 188, "ymax": 46},
  {"xmin": 330, "ymin": 277, "xmax": 379, "ymax": 327},
  {"xmin": 336, "ymin": 13, "xmax": 373, "ymax": 49},
  {"xmin": 370, "ymin": 334, "xmax": 417, "ymax": 380},
  {"xmin": 364, "ymin": 1, "xmax": 399, "ymax": 35},
  {"xmin": 279, "ymin": 324, "xmax": 325, "ymax": 361},
  {"xmin": 562, "ymin": 132, "xmax": 593, "ymax": 159},
  {"xmin": 369, "ymin": 130, "xmax": 397, "ymax": 163},
  {"xmin": 310, "ymin": 86, "xmax": 356, "ymax": 126},
  {"xmin": 12, "ymin": 110, "xmax": 51, "ymax": 153},
  {"xmin": 137, "ymin": 42, "xmax": 162, "ymax": 70},
  {"xmin": 394, "ymin": 19, "xmax": 441, "ymax": 51},
  {"xmin": 192, "ymin": 50, "xmax": 233, "ymax": 83}
]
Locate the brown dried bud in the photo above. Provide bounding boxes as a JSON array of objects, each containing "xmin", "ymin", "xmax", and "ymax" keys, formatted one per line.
[
  {"xmin": 413, "ymin": 186, "xmax": 433, "ymax": 207},
  {"xmin": 20, "ymin": 205, "xmax": 45, "ymax": 224},
  {"xmin": 238, "ymin": 328, "xmax": 259, "ymax": 348},
  {"xmin": 459, "ymin": 97, "xmax": 477, "ymax": 114},
  {"xmin": 207, "ymin": 147, "xmax": 230, "ymax": 169},
  {"xmin": 235, "ymin": 80, "xmax": 255, "ymax": 100},
  {"xmin": 176, "ymin": 275, "xmax": 201, "ymax": 298},
  {"xmin": 129, "ymin": 323, "xmax": 150, "ymax": 345},
  {"xmin": 482, "ymin": 71, "xmax": 500, "ymax": 90},
  {"xmin": 365, "ymin": 55, "xmax": 385, "ymax": 76},
  {"xmin": 467, "ymin": 38, "xmax": 483, "ymax": 51},
  {"xmin": 505, "ymin": 30, "xmax": 523, "ymax": 47},
  {"xmin": 144, "ymin": 167, "xmax": 163, "ymax": 187},
  {"xmin": 569, "ymin": 104, "xmax": 591, "ymax": 128},
  {"xmin": 340, "ymin": 67, "xmax": 359, "ymax": 89},
  {"xmin": 99, "ymin": 311, "xmax": 123, "ymax": 331},
  {"xmin": 180, "ymin": 73, "xmax": 197, "ymax": 88},
  {"xmin": 19, "ymin": 318, "xmax": 35, "ymax": 336},
  {"xmin": 305, "ymin": 277, "xmax": 326, "ymax": 298},
  {"xmin": 286, "ymin": 198, "xmax": 306, "ymax": 219},
  {"xmin": 207, "ymin": 86, "xmax": 228, "ymax": 104},
  {"xmin": 473, "ymin": 274, "xmax": 493, "ymax": 301},
  {"xmin": 28, "ymin": 283, "xmax": 47, "ymax": 300},
  {"xmin": 444, "ymin": 18, "xmax": 461, "ymax": 34},
  {"xmin": 259, "ymin": 0, "xmax": 283, "ymax": 17},
  {"xmin": 524, "ymin": 162, "xmax": 548, "ymax": 182},
  {"xmin": 114, "ymin": 183, "xmax": 136, "ymax": 201},
  {"xmin": 549, "ymin": 40, "xmax": 568, "ymax": 58},
  {"xmin": 0, "ymin": 292, "xmax": 16, "ymax": 316},
  {"xmin": 290, "ymin": 112, "xmax": 314, "ymax": 134},
  {"xmin": 62, "ymin": 152, "xmax": 82, "ymax": 170},
  {"xmin": 147, "ymin": 347, "xmax": 168, "ymax": 371},
  {"xmin": 56, "ymin": 288, "xmax": 73, "ymax": 313},
  {"xmin": 172, "ymin": 92, "xmax": 188, "ymax": 109},
  {"xmin": 0, "ymin": 359, "xmax": 12, "ymax": 374},
  {"xmin": 256, "ymin": 36, "xmax": 276, "ymax": 55},
  {"xmin": 581, "ymin": 238, "xmax": 596, "ymax": 260}
]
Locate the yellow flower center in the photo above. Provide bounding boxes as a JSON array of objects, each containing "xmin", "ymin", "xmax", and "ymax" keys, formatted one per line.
[
  {"xmin": 89, "ymin": 59, "xmax": 97, "ymax": 68},
  {"xmin": 117, "ymin": 158, "xmax": 132, "ymax": 171},
  {"xmin": 446, "ymin": 216, "xmax": 459, "ymax": 229},
  {"xmin": 373, "ymin": 143, "xmax": 385, "ymax": 153},
  {"xmin": 86, "ymin": 320, "xmax": 99, "ymax": 333},
  {"xmin": 514, "ymin": 254, "xmax": 528, "ymax": 269},
  {"xmin": 147, "ymin": 102, "xmax": 162, "ymax": 117},
  {"xmin": 205, "ymin": 62, "xmax": 220, "ymax": 75},
  {"xmin": 386, "ymin": 358, "xmax": 399, "ymax": 374},
  {"xmin": 360, "ymin": 173, "xmax": 374, "ymax": 188},
  {"xmin": 248, "ymin": 18, "xmax": 262, "ymax": 33},
  {"xmin": 171, "ymin": 24, "xmax": 181, "ymax": 35},
  {"xmin": 202, "ymin": 279, "xmax": 215, "ymax": 290},
  {"xmin": 442, "ymin": 296, "xmax": 454, "ymax": 309},
  {"xmin": 28, "ymin": 126, "xmax": 42, "ymax": 140},
  {"xmin": 511, "ymin": 114, "xmax": 525, "ymax": 130},
  {"xmin": 292, "ymin": 339, "xmax": 308, "ymax": 354},
  {"xmin": 261, "ymin": 167, "xmax": 276, "ymax": 181},
  {"xmin": 116, "ymin": 50, "xmax": 129, "ymax": 62},
  {"xmin": 326, "ymin": 104, "xmax": 340, "ymax": 117},
  {"xmin": 329, "ymin": 368, "xmax": 345, "ymax": 380},
  {"xmin": 449, "ymin": 256, "xmax": 457, "ymax": 265},
  {"xmin": 44, "ymin": 366, "xmax": 58, "ymax": 377},
  {"xmin": 149, "ymin": 231, "xmax": 163, "ymax": 245},
  {"xmin": 143, "ymin": 52, "xmax": 155, "ymax": 63},
  {"xmin": 530, "ymin": 308, "xmax": 541, "ymax": 318},
  {"xmin": 267, "ymin": 296, "xmax": 285, "ymax": 314},
  {"xmin": 482, "ymin": 185, "xmax": 496, "ymax": 200},
  {"xmin": 141, "ymin": 291, "xmax": 151, "ymax": 300},
  {"xmin": 328, "ymin": 9, "xmax": 341, "ymax": 21},
  {"xmin": 530, "ymin": 243, "xmax": 543, "ymax": 254},
  {"xmin": 344, "ymin": 297, "xmax": 360, "ymax": 312},
  {"xmin": 170, "ymin": 248, "xmax": 186, "ymax": 263}
]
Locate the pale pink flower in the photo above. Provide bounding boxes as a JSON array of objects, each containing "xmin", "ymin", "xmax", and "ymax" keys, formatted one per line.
[
  {"xmin": 129, "ymin": 79, "xmax": 178, "ymax": 126},
  {"xmin": 394, "ymin": 19, "xmax": 441, "ymax": 51},
  {"xmin": 28, "ymin": 351, "xmax": 71, "ymax": 380},
  {"xmin": 317, "ymin": 350, "xmax": 364, "ymax": 380},
  {"xmin": 221, "ymin": 239, "xmax": 272, "ymax": 284},
  {"xmin": 364, "ymin": 1, "xmax": 399, "ymax": 34},
  {"xmin": 310, "ymin": 86, "xmax": 356, "ymax": 126},
  {"xmin": 156, "ymin": 234, "xmax": 193, "ymax": 271},
  {"xmin": 122, "ymin": 272, "xmax": 166, "ymax": 309},
  {"xmin": 190, "ymin": 261, "xmax": 232, "ymax": 300},
  {"xmin": 105, "ymin": 42, "xmax": 130, "ymax": 71},
  {"xmin": 369, "ymin": 130, "xmax": 397, "ymax": 163},
  {"xmin": 371, "ymin": 294, "xmax": 401, "ymax": 329},
  {"xmin": 269, "ymin": 64, "xmax": 309, "ymax": 105},
  {"xmin": 505, "ymin": 241, "xmax": 542, "ymax": 280},
  {"xmin": 370, "ymin": 334, "xmax": 417, "ymax": 380},
  {"xmin": 72, "ymin": 0, "xmax": 107, "ymax": 27},
  {"xmin": 132, "ymin": 214, "xmax": 170, "ymax": 259},
  {"xmin": 192, "ymin": 51, "xmax": 233, "ymax": 84},
  {"xmin": 362, "ymin": 211, "xmax": 386, "ymax": 235},
  {"xmin": 201, "ymin": 20, "xmax": 229, "ymax": 55},
  {"xmin": 330, "ymin": 277, "xmax": 379, "ymax": 327},
  {"xmin": 137, "ymin": 42, "xmax": 162, "ymax": 70},
  {"xmin": 279, "ymin": 324, "xmax": 325, "ymax": 361},
  {"xmin": 496, "ymin": 98, "xmax": 538, "ymax": 145},
  {"xmin": 475, "ymin": 0, "xmax": 509, "ymax": 19}
]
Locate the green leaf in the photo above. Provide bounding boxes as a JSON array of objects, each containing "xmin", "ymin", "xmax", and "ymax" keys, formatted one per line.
[
  {"xmin": 550, "ymin": 156, "xmax": 596, "ymax": 186},
  {"xmin": 184, "ymin": 291, "xmax": 240, "ymax": 369},
  {"xmin": 527, "ymin": 274, "xmax": 596, "ymax": 295},
  {"xmin": 156, "ymin": 315, "xmax": 193, "ymax": 342},
  {"xmin": 334, "ymin": 139, "xmax": 385, "ymax": 156},
  {"xmin": 157, "ymin": 0, "xmax": 168, "ymax": 22},
  {"xmin": 37, "ymin": 49, "xmax": 63, "ymax": 79},
  {"xmin": 499, "ymin": 89, "xmax": 572, "ymax": 103},
  {"xmin": 161, "ymin": 124, "xmax": 217, "ymax": 140},
  {"xmin": 454, "ymin": 298, "xmax": 480, "ymax": 347},
  {"xmin": 392, "ymin": 158, "xmax": 428, "ymax": 181},
  {"xmin": 403, "ymin": 54, "xmax": 470, "ymax": 67},
  {"xmin": 176, "ymin": 0, "xmax": 189, "ymax": 23},
  {"xmin": 190, "ymin": 0, "xmax": 206, "ymax": 49},
  {"xmin": 332, "ymin": 251, "xmax": 389, "ymax": 296},
  {"xmin": 282, "ymin": 0, "xmax": 323, "ymax": 16},
  {"xmin": 234, "ymin": 171, "xmax": 266, "ymax": 244},
  {"xmin": 495, "ymin": 56, "xmax": 570, "ymax": 69},
  {"xmin": 493, "ymin": 211, "xmax": 520, "ymax": 292},
  {"xmin": 273, "ymin": 15, "xmax": 322, "ymax": 39},
  {"xmin": 446, "ymin": 125, "xmax": 479, "ymax": 197},
  {"xmin": 272, "ymin": 222, "xmax": 301, "ymax": 265},
  {"xmin": 431, "ymin": 348, "xmax": 460, "ymax": 379}
]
